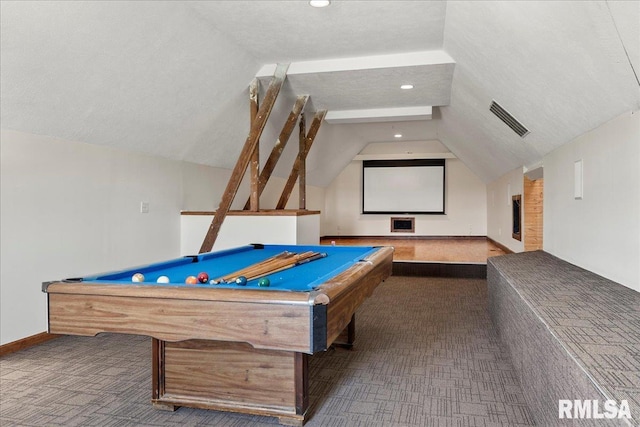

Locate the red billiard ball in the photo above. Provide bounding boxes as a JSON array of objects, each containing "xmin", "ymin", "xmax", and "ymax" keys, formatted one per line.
[
  {"xmin": 197, "ymin": 272, "xmax": 209, "ymax": 283},
  {"xmin": 185, "ymin": 275, "xmax": 198, "ymax": 285}
]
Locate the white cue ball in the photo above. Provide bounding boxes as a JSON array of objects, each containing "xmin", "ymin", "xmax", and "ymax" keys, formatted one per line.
[
  {"xmin": 156, "ymin": 275, "xmax": 170, "ymax": 283},
  {"xmin": 132, "ymin": 273, "xmax": 145, "ymax": 282}
]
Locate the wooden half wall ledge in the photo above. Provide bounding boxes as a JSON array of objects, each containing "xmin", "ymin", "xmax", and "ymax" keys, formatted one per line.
[
  {"xmin": 180, "ymin": 209, "xmax": 320, "ymax": 216},
  {"xmin": 0, "ymin": 332, "xmax": 61, "ymax": 357},
  {"xmin": 182, "ymin": 209, "xmax": 320, "ymax": 216},
  {"xmin": 322, "ymin": 235, "xmax": 500, "ymax": 242}
]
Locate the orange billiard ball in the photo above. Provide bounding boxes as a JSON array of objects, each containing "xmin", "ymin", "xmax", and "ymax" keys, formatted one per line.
[{"xmin": 185, "ymin": 275, "xmax": 198, "ymax": 285}]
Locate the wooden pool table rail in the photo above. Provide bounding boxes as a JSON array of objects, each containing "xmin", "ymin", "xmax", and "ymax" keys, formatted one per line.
[
  {"xmin": 322, "ymin": 246, "xmax": 393, "ymax": 346},
  {"xmin": 43, "ymin": 282, "xmax": 329, "ymax": 305},
  {"xmin": 46, "ymin": 292, "xmax": 322, "ymax": 352}
]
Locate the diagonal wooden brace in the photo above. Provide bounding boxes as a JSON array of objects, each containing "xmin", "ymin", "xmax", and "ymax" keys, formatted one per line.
[
  {"xmin": 276, "ymin": 109, "xmax": 327, "ymax": 210},
  {"xmin": 248, "ymin": 78, "xmax": 260, "ymax": 212},
  {"xmin": 243, "ymin": 95, "xmax": 309, "ymax": 210},
  {"xmin": 199, "ymin": 64, "xmax": 289, "ymax": 253}
]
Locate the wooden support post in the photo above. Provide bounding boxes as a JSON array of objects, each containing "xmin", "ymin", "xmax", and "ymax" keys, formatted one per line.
[
  {"xmin": 243, "ymin": 95, "xmax": 308, "ymax": 210},
  {"xmin": 199, "ymin": 64, "xmax": 289, "ymax": 253},
  {"xmin": 276, "ymin": 110, "xmax": 327, "ymax": 210},
  {"xmin": 249, "ymin": 78, "xmax": 260, "ymax": 211},
  {"xmin": 298, "ymin": 114, "xmax": 307, "ymax": 210}
]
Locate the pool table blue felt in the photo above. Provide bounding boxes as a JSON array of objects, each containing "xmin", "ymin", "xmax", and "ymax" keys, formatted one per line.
[{"xmin": 82, "ymin": 244, "xmax": 379, "ymax": 292}]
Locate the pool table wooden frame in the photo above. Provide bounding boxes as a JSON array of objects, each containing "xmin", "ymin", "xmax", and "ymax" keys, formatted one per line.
[{"xmin": 43, "ymin": 245, "xmax": 393, "ymax": 426}]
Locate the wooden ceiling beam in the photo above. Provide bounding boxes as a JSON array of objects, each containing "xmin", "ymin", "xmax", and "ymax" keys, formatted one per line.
[
  {"xmin": 276, "ymin": 109, "xmax": 327, "ymax": 210},
  {"xmin": 243, "ymin": 95, "xmax": 309, "ymax": 210},
  {"xmin": 199, "ymin": 64, "xmax": 289, "ymax": 253}
]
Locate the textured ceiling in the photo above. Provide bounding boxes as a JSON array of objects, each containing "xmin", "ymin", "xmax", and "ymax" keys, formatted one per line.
[
  {"xmin": 440, "ymin": 1, "xmax": 640, "ymax": 182},
  {"xmin": 186, "ymin": 1, "xmax": 447, "ymax": 63},
  {"xmin": 1, "ymin": 1, "xmax": 639, "ymax": 187},
  {"xmin": 255, "ymin": 50, "xmax": 455, "ymax": 119}
]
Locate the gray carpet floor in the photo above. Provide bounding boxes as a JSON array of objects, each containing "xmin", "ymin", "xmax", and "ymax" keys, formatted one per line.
[{"xmin": 0, "ymin": 276, "xmax": 535, "ymax": 426}]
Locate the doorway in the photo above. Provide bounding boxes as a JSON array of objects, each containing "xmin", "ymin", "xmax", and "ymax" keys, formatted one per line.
[{"xmin": 523, "ymin": 176, "xmax": 543, "ymax": 251}]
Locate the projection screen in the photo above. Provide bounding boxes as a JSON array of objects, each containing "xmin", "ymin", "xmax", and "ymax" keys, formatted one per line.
[{"xmin": 362, "ymin": 159, "xmax": 445, "ymax": 214}]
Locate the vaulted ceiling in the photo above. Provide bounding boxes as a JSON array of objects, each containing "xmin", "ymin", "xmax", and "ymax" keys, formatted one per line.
[{"xmin": 1, "ymin": 1, "xmax": 639, "ymax": 186}]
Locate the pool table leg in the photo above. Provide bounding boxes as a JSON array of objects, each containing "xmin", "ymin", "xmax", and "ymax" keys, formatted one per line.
[
  {"xmin": 150, "ymin": 338, "xmax": 310, "ymax": 426},
  {"xmin": 152, "ymin": 401, "xmax": 178, "ymax": 411},
  {"xmin": 333, "ymin": 314, "xmax": 356, "ymax": 349},
  {"xmin": 274, "ymin": 352, "xmax": 308, "ymax": 426},
  {"xmin": 152, "ymin": 339, "xmax": 170, "ymax": 406},
  {"xmin": 295, "ymin": 352, "xmax": 309, "ymax": 415},
  {"xmin": 151, "ymin": 338, "xmax": 178, "ymax": 411}
]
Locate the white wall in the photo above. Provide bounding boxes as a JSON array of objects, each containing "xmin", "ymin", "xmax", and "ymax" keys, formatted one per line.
[
  {"xmin": 486, "ymin": 167, "xmax": 526, "ymax": 253},
  {"xmin": 1, "ymin": 130, "xmax": 182, "ymax": 345},
  {"xmin": 323, "ymin": 156, "xmax": 487, "ymax": 237},
  {"xmin": 180, "ymin": 162, "xmax": 327, "ymax": 224},
  {"xmin": 544, "ymin": 110, "xmax": 639, "ymax": 292},
  {"xmin": 180, "ymin": 214, "xmax": 320, "ymax": 254},
  {"xmin": 1, "ymin": 129, "xmax": 327, "ymax": 345}
]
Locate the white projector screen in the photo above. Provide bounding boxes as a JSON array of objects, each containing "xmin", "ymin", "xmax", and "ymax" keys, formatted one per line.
[{"xmin": 362, "ymin": 159, "xmax": 445, "ymax": 214}]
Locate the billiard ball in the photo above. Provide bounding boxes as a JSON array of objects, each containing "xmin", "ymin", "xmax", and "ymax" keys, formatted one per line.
[
  {"xmin": 197, "ymin": 272, "xmax": 209, "ymax": 283},
  {"xmin": 132, "ymin": 273, "xmax": 145, "ymax": 282},
  {"xmin": 258, "ymin": 277, "xmax": 270, "ymax": 287},
  {"xmin": 156, "ymin": 275, "xmax": 170, "ymax": 283},
  {"xmin": 185, "ymin": 275, "xmax": 198, "ymax": 285},
  {"xmin": 234, "ymin": 276, "xmax": 247, "ymax": 286}
]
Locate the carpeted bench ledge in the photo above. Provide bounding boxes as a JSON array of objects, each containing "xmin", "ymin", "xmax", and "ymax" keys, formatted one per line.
[{"xmin": 488, "ymin": 250, "xmax": 640, "ymax": 426}]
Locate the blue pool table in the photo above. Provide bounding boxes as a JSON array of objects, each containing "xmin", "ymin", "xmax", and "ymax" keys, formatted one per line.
[{"xmin": 43, "ymin": 243, "xmax": 393, "ymax": 426}]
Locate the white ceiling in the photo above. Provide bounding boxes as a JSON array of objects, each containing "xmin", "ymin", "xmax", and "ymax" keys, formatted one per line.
[
  {"xmin": 187, "ymin": 1, "xmax": 447, "ymax": 63},
  {"xmin": 256, "ymin": 50, "xmax": 455, "ymax": 113},
  {"xmin": 1, "ymin": 1, "xmax": 639, "ymax": 187}
]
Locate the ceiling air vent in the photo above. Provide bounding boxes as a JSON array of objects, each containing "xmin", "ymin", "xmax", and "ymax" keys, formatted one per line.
[{"xmin": 490, "ymin": 100, "xmax": 530, "ymax": 137}]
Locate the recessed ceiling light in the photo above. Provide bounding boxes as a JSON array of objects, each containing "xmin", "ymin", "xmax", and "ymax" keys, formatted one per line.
[
  {"xmin": 400, "ymin": 84, "xmax": 414, "ymax": 90},
  {"xmin": 309, "ymin": 0, "xmax": 330, "ymax": 7},
  {"xmin": 394, "ymin": 134, "xmax": 403, "ymax": 138}
]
